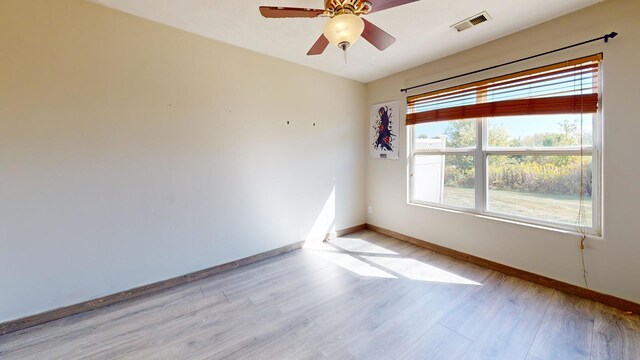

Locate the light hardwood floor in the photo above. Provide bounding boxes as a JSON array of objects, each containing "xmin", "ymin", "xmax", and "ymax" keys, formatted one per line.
[{"xmin": 1, "ymin": 230, "xmax": 639, "ymax": 359}]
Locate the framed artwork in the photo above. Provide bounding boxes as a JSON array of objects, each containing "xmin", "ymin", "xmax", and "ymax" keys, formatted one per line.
[{"xmin": 370, "ymin": 101, "xmax": 400, "ymax": 159}]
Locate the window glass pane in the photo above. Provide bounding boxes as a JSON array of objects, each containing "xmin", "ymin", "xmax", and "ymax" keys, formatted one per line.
[
  {"xmin": 414, "ymin": 119, "xmax": 477, "ymax": 149},
  {"xmin": 413, "ymin": 154, "xmax": 475, "ymax": 208},
  {"xmin": 487, "ymin": 155, "xmax": 592, "ymax": 226},
  {"xmin": 487, "ymin": 114, "xmax": 593, "ymax": 148}
]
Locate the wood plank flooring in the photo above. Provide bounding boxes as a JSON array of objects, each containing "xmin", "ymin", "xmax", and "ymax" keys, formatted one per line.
[{"xmin": 1, "ymin": 230, "xmax": 639, "ymax": 359}]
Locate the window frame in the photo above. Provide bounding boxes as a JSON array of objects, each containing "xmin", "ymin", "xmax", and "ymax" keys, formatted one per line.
[{"xmin": 407, "ymin": 59, "xmax": 602, "ymax": 235}]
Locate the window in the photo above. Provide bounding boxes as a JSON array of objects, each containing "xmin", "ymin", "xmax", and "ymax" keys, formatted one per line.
[{"xmin": 407, "ymin": 54, "xmax": 601, "ymax": 233}]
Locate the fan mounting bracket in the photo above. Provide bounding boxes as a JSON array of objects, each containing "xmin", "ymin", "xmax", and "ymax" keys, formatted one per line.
[{"xmin": 324, "ymin": 0, "xmax": 372, "ymax": 17}]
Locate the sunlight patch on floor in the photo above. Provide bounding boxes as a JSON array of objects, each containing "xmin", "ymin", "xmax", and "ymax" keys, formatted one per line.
[
  {"xmin": 362, "ymin": 256, "xmax": 481, "ymax": 285},
  {"xmin": 308, "ymin": 242, "xmax": 396, "ymax": 279},
  {"xmin": 330, "ymin": 237, "xmax": 398, "ymax": 255},
  {"xmin": 307, "ymin": 237, "xmax": 482, "ymax": 285}
]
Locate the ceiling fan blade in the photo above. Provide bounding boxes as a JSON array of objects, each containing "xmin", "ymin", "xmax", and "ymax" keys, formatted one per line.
[
  {"xmin": 367, "ymin": 0, "xmax": 419, "ymax": 14},
  {"xmin": 307, "ymin": 34, "xmax": 330, "ymax": 55},
  {"xmin": 259, "ymin": 6, "xmax": 324, "ymax": 18},
  {"xmin": 361, "ymin": 18, "xmax": 396, "ymax": 51}
]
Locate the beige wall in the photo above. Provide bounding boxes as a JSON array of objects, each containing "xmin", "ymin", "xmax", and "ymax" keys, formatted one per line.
[
  {"xmin": 0, "ymin": 0, "xmax": 366, "ymax": 322},
  {"xmin": 366, "ymin": 0, "xmax": 640, "ymax": 303}
]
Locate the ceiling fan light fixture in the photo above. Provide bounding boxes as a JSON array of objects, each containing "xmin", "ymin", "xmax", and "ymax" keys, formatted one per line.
[{"xmin": 323, "ymin": 14, "xmax": 365, "ymax": 51}]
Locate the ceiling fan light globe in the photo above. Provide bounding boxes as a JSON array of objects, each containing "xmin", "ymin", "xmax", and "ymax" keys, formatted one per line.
[{"xmin": 323, "ymin": 14, "xmax": 364, "ymax": 49}]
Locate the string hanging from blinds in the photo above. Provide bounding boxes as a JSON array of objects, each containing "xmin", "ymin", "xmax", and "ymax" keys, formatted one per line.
[{"xmin": 406, "ymin": 53, "xmax": 601, "ymax": 126}]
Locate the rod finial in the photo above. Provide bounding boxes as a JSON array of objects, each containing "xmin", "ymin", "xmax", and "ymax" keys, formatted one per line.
[{"xmin": 605, "ymin": 32, "xmax": 618, "ymax": 42}]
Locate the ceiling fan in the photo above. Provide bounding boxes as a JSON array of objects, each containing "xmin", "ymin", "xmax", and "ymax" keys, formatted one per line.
[{"xmin": 259, "ymin": 0, "xmax": 419, "ymax": 56}]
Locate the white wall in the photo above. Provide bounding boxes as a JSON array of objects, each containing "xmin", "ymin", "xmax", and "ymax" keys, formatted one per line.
[
  {"xmin": 366, "ymin": 0, "xmax": 640, "ymax": 303},
  {"xmin": 0, "ymin": 0, "xmax": 366, "ymax": 322}
]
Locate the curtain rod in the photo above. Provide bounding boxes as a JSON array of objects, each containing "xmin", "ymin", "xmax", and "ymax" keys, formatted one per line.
[{"xmin": 400, "ymin": 32, "xmax": 618, "ymax": 93}]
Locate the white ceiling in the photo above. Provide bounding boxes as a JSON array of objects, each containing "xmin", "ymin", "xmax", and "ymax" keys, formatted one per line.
[{"xmin": 89, "ymin": 0, "xmax": 603, "ymax": 83}]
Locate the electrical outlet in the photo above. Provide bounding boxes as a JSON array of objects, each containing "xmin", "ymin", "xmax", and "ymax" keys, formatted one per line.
[{"xmin": 367, "ymin": 206, "xmax": 373, "ymax": 214}]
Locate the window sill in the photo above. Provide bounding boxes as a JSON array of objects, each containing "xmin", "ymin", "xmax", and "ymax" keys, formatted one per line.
[{"xmin": 407, "ymin": 200, "xmax": 602, "ymax": 238}]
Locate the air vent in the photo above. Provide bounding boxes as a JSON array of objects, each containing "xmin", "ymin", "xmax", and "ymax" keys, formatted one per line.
[{"xmin": 451, "ymin": 11, "xmax": 491, "ymax": 32}]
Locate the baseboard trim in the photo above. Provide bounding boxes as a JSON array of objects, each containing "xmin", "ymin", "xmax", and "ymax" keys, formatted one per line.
[
  {"xmin": 366, "ymin": 223, "xmax": 640, "ymax": 314},
  {"xmin": 336, "ymin": 223, "xmax": 367, "ymax": 237},
  {"xmin": 322, "ymin": 223, "xmax": 367, "ymax": 241},
  {"xmin": 0, "ymin": 240, "xmax": 305, "ymax": 336},
  {"xmin": 0, "ymin": 223, "xmax": 368, "ymax": 336}
]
